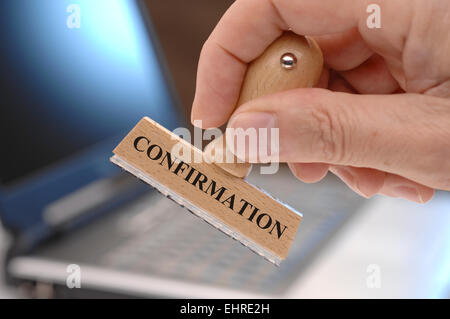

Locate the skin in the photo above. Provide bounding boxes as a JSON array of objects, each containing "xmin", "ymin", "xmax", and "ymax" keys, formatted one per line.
[{"xmin": 191, "ymin": 0, "xmax": 450, "ymax": 203}]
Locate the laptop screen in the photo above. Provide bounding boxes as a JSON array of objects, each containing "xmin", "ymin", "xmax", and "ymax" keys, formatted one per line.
[{"xmin": 0, "ymin": 0, "xmax": 181, "ymax": 187}]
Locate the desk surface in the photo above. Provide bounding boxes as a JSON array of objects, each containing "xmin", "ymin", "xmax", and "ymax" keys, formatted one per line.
[
  {"xmin": 287, "ymin": 193, "xmax": 450, "ymax": 298},
  {"xmin": 1, "ymin": 194, "xmax": 449, "ymax": 298}
]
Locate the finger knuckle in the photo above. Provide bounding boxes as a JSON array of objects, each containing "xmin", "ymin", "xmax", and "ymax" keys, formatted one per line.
[{"xmin": 308, "ymin": 101, "xmax": 351, "ymax": 163}]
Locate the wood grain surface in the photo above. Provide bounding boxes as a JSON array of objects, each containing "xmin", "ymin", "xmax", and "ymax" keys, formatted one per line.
[
  {"xmin": 113, "ymin": 117, "xmax": 302, "ymax": 260},
  {"xmin": 205, "ymin": 32, "xmax": 323, "ymax": 177}
]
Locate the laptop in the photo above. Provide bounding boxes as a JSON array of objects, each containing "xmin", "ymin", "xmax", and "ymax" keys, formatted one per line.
[{"xmin": 0, "ymin": 0, "xmax": 367, "ymax": 298}]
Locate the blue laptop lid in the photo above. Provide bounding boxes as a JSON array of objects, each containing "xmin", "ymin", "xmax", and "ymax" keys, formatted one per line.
[{"xmin": 0, "ymin": 0, "xmax": 183, "ymax": 234}]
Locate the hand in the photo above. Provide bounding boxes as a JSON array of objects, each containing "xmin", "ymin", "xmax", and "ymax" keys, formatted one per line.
[{"xmin": 191, "ymin": 0, "xmax": 450, "ymax": 203}]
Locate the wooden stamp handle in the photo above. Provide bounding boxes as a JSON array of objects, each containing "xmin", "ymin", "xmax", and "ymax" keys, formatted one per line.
[{"xmin": 204, "ymin": 31, "xmax": 323, "ymax": 178}]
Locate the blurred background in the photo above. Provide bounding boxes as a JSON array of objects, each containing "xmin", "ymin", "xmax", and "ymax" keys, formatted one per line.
[
  {"xmin": 0, "ymin": 0, "xmax": 449, "ymax": 299},
  {"xmin": 147, "ymin": 0, "xmax": 235, "ymax": 125}
]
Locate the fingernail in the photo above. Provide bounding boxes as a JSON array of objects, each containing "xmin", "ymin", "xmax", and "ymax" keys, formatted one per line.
[
  {"xmin": 392, "ymin": 186, "xmax": 424, "ymax": 203},
  {"xmin": 227, "ymin": 112, "xmax": 277, "ymax": 162},
  {"xmin": 228, "ymin": 112, "xmax": 276, "ymax": 131}
]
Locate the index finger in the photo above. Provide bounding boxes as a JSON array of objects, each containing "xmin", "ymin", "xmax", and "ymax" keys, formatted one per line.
[{"xmin": 191, "ymin": 0, "xmax": 361, "ymax": 128}]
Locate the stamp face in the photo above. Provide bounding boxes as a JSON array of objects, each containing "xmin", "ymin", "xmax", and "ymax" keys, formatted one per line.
[{"xmin": 113, "ymin": 117, "xmax": 302, "ymax": 260}]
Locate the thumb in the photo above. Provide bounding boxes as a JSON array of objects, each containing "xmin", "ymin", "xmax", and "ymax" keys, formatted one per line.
[{"xmin": 226, "ymin": 88, "xmax": 450, "ymax": 191}]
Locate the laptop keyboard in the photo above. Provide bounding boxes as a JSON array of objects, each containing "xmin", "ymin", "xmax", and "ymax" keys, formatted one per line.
[{"xmin": 100, "ymin": 166, "xmax": 366, "ymax": 295}]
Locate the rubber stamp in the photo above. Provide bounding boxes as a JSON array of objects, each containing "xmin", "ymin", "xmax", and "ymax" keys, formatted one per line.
[{"xmin": 111, "ymin": 32, "xmax": 323, "ymax": 265}]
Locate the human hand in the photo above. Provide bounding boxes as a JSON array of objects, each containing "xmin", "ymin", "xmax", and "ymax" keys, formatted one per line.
[{"xmin": 191, "ymin": 0, "xmax": 450, "ymax": 203}]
